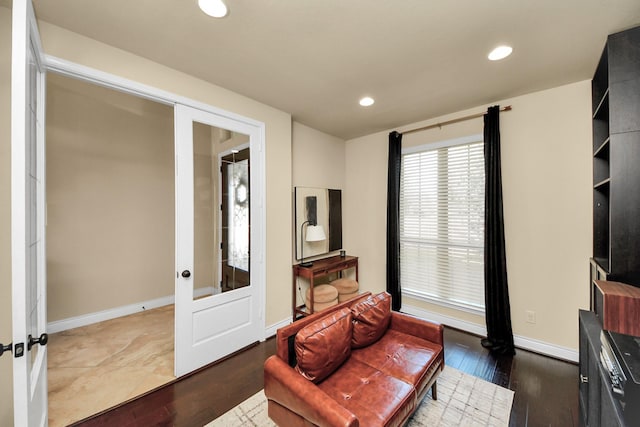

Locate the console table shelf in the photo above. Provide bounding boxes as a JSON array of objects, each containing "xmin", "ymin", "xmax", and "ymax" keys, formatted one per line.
[{"xmin": 292, "ymin": 255, "xmax": 358, "ymax": 321}]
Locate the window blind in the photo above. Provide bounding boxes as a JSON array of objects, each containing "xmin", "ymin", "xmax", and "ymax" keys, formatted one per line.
[{"xmin": 400, "ymin": 139, "xmax": 485, "ymax": 311}]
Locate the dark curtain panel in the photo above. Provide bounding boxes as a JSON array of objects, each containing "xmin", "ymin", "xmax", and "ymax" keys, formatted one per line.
[
  {"xmin": 481, "ymin": 106, "xmax": 515, "ymax": 355},
  {"xmin": 386, "ymin": 131, "xmax": 402, "ymax": 311}
]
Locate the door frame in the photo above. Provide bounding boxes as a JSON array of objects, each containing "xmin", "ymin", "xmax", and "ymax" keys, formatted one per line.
[
  {"xmin": 42, "ymin": 56, "xmax": 267, "ymax": 336},
  {"xmin": 11, "ymin": 0, "xmax": 48, "ymax": 424}
]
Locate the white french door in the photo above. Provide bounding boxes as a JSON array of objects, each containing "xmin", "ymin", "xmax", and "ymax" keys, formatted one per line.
[
  {"xmin": 11, "ymin": 0, "xmax": 48, "ymax": 425},
  {"xmin": 174, "ymin": 103, "xmax": 264, "ymax": 377}
]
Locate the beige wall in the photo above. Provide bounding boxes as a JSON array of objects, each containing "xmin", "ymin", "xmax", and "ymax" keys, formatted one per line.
[
  {"xmin": 345, "ymin": 80, "xmax": 593, "ymax": 351},
  {"xmin": 291, "ymin": 121, "xmax": 346, "ymax": 260},
  {"xmin": 0, "ymin": 6, "xmax": 14, "ymax": 425},
  {"xmin": 37, "ymin": 21, "xmax": 293, "ymax": 327},
  {"xmin": 291, "ymin": 122, "xmax": 349, "ymax": 298},
  {"xmin": 46, "ymin": 74, "xmax": 175, "ymax": 321},
  {"xmin": 292, "ymin": 122, "xmax": 345, "ymax": 190}
]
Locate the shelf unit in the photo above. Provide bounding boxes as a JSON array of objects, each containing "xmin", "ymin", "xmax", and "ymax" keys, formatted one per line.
[
  {"xmin": 582, "ymin": 25, "xmax": 640, "ymax": 427},
  {"xmin": 591, "ymin": 25, "xmax": 640, "ymax": 284},
  {"xmin": 292, "ymin": 255, "xmax": 358, "ymax": 322}
]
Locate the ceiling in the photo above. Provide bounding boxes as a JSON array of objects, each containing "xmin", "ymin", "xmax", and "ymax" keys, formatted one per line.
[{"xmin": 10, "ymin": 1, "xmax": 640, "ymax": 139}]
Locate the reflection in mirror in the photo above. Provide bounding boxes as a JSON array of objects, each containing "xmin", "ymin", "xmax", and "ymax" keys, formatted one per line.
[
  {"xmin": 294, "ymin": 187, "xmax": 342, "ymax": 261},
  {"xmin": 221, "ymin": 149, "xmax": 250, "ymax": 292},
  {"xmin": 192, "ymin": 122, "xmax": 250, "ymax": 300}
]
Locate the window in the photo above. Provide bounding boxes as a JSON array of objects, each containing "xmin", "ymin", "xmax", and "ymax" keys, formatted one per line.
[{"xmin": 400, "ymin": 135, "xmax": 485, "ymax": 312}]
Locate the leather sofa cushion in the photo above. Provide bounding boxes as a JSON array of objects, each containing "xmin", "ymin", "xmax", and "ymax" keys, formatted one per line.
[
  {"xmin": 350, "ymin": 292, "xmax": 391, "ymax": 348},
  {"xmin": 351, "ymin": 329, "xmax": 443, "ymax": 398},
  {"xmin": 318, "ymin": 357, "xmax": 416, "ymax": 427},
  {"xmin": 295, "ymin": 307, "xmax": 353, "ymax": 383}
]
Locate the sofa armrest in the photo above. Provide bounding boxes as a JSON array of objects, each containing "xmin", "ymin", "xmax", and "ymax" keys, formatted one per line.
[
  {"xmin": 389, "ymin": 312, "xmax": 444, "ymax": 345},
  {"xmin": 264, "ymin": 355, "xmax": 358, "ymax": 427}
]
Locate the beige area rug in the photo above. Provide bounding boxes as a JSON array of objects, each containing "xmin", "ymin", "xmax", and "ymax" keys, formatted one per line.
[{"xmin": 207, "ymin": 366, "xmax": 514, "ymax": 426}]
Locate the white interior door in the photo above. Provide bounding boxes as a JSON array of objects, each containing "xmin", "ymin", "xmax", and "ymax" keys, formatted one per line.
[
  {"xmin": 174, "ymin": 103, "xmax": 265, "ymax": 377},
  {"xmin": 11, "ymin": 0, "xmax": 48, "ymax": 425}
]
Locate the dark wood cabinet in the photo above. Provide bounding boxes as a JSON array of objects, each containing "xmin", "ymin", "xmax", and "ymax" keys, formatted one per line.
[
  {"xmin": 583, "ymin": 26, "xmax": 640, "ymax": 427},
  {"xmin": 579, "ymin": 310, "xmax": 626, "ymax": 427},
  {"xmin": 579, "ymin": 310, "xmax": 600, "ymax": 426},
  {"xmin": 591, "ymin": 25, "xmax": 640, "ymax": 284}
]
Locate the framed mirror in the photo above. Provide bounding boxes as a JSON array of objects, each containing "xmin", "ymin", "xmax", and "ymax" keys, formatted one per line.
[{"xmin": 294, "ymin": 187, "xmax": 342, "ymax": 261}]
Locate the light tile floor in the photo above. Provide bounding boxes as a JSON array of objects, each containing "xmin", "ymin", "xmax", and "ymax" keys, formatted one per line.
[{"xmin": 47, "ymin": 305, "xmax": 175, "ymax": 426}]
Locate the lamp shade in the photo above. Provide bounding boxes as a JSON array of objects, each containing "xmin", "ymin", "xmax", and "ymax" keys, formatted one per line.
[{"xmin": 305, "ymin": 225, "xmax": 326, "ymax": 242}]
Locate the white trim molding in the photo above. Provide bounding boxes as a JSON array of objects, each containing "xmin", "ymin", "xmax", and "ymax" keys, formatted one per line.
[
  {"xmin": 265, "ymin": 317, "xmax": 291, "ymax": 339},
  {"xmin": 402, "ymin": 303, "xmax": 578, "ymax": 363},
  {"xmin": 48, "ymin": 295, "xmax": 174, "ymax": 334},
  {"xmin": 48, "ymin": 291, "xmax": 289, "ymax": 341},
  {"xmin": 47, "ymin": 287, "xmax": 215, "ymax": 334}
]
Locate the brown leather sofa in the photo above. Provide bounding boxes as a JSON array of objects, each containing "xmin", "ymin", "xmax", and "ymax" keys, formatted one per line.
[{"xmin": 264, "ymin": 292, "xmax": 444, "ymax": 427}]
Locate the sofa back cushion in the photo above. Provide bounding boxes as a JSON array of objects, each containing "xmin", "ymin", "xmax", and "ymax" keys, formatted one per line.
[
  {"xmin": 350, "ymin": 292, "xmax": 392, "ymax": 348},
  {"xmin": 295, "ymin": 307, "xmax": 353, "ymax": 383}
]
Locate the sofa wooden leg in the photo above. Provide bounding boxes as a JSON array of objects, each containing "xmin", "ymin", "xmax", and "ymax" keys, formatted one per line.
[{"xmin": 432, "ymin": 382, "xmax": 438, "ymax": 400}]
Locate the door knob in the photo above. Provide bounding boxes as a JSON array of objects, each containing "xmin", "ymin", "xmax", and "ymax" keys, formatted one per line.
[
  {"xmin": 181, "ymin": 270, "xmax": 191, "ymax": 278},
  {"xmin": 27, "ymin": 333, "xmax": 48, "ymax": 351},
  {"xmin": 0, "ymin": 342, "xmax": 12, "ymax": 358}
]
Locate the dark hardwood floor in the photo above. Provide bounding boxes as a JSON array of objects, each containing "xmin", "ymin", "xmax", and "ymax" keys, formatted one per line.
[
  {"xmin": 74, "ymin": 327, "xmax": 579, "ymax": 427},
  {"xmin": 443, "ymin": 328, "xmax": 579, "ymax": 427}
]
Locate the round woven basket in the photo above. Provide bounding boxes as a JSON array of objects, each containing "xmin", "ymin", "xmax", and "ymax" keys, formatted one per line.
[
  {"xmin": 330, "ymin": 278, "xmax": 359, "ymax": 303},
  {"xmin": 305, "ymin": 284, "xmax": 339, "ymax": 312}
]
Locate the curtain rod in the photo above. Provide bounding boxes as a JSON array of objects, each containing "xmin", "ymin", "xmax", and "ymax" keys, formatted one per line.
[{"xmin": 401, "ymin": 105, "xmax": 512, "ymax": 135}]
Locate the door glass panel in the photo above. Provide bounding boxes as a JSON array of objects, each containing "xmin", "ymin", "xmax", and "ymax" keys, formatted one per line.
[
  {"xmin": 221, "ymin": 148, "xmax": 250, "ymax": 292},
  {"xmin": 27, "ymin": 40, "xmax": 39, "ymax": 365},
  {"xmin": 192, "ymin": 122, "xmax": 250, "ymax": 300}
]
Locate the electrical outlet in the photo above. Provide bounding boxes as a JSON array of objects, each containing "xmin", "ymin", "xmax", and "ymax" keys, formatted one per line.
[{"xmin": 525, "ymin": 310, "xmax": 536, "ymax": 324}]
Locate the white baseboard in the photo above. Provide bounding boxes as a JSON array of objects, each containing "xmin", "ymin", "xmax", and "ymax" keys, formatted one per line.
[
  {"xmin": 513, "ymin": 335, "xmax": 578, "ymax": 363},
  {"xmin": 402, "ymin": 303, "xmax": 578, "ymax": 363},
  {"xmin": 47, "ymin": 294, "xmax": 175, "ymax": 334},
  {"xmin": 265, "ymin": 317, "xmax": 291, "ymax": 339},
  {"xmin": 47, "ymin": 287, "xmax": 216, "ymax": 334}
]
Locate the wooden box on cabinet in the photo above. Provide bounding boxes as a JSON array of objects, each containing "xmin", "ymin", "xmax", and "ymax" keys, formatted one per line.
[{"xmin": 593, "ymin": 280, "xmax": 640, "ymax": 337}]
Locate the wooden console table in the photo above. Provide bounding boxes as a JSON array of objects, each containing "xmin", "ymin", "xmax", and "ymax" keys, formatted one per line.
[{"xmin": 292, "ymin": 255, "xmax": 358, "ymax": 321}]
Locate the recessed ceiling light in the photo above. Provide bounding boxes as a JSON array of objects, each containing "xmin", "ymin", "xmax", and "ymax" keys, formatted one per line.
[
  {"xmin": 488, "ymin": 45, "xmax": 513, "ymax": 61},
  {"xmin": 198, "ymin": 0, "xmax": 228, "ymax": 18},
  {"xmin": 359, "ymin": 97, "xmax": 375, "ymax": 107}
]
